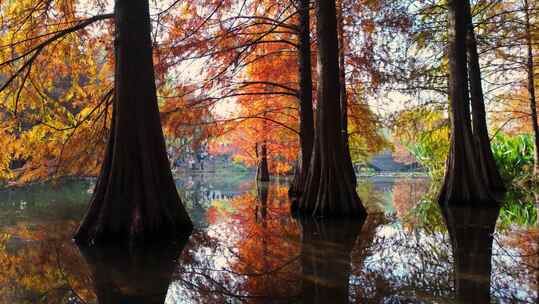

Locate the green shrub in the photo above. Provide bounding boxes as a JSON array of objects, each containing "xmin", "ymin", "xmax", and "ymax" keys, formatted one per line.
[
  {"xmin": 408, "ymin": 133, "xmax": 449, "ymax": 181},
  {"xmin": 498, "ymin": 191, "xmax": 537, "ymax": 227},
  {"xmin": 491, "ymin": 133, "xmax": 535, "ymax": 182}
]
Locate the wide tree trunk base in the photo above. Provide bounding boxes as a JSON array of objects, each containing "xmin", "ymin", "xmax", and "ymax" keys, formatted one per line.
[
  {"xmin": 73, "ymin": 184, "xmax": 193, "ymax": 246},
  {"xmin": 296, "ymin": 149, "xmax": 366, "ymax": 219},
  {"xmin": 74, "ymin": 210, "xmax": 193, "ymax": 246},
  {"xmin": 73, "ymin": 110, "xmax": 193, "ymax": 246},
  {"xmin": 438, "ymin": 130, "xmax": 496, "ymax": 205}
]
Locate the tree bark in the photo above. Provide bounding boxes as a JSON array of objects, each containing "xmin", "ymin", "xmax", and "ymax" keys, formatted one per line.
[
  {"xmin": 438, "ymin": 0, "xmax": 492, "ymax": 205},
  {"xmin": 337, "ymin": 0, "xmax": 357, "ymax": 187},
  {"xmin": 256, "ymin": 181, "xmax": 269, "ymax": 222},
  {"xmin": 524, "ymin": 0, "xmax": 539, "ymax": 175},
  {"xmin": 289, "ymin": 0, "xmax": 315, "ymax": 200},
  {"xmin": 441, "ymin": 204, "xmax": 499, "ymax": 304},
  {"xmin": 256, "ymin": 142, "xmax": 270, "ymax": 182},
  {"xmin": 464, "ymin": 0, "xmax": 505, "ymax": 194},
  {"xmin": 74, "ymin": 0, "xmax": 192, "ymax": 245},
  {"xmin": 297, "ymin": 0, "xmax": 366, "ymax": 218}
]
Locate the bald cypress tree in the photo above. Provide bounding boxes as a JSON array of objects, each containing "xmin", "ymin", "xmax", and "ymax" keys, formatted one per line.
[
  {"xmin": 338, "ymin": 0, "xmax": 357, "ymax": 187},
  {"xmin": 256, "ymin": 142, "xmax": 270, "ymax": 182},
  {"xmin": 297, "ymin": 0, "xmax": 366, "ymax": 218},
  {"xmin": 523, "ymin": 0, "xmax": 539, "ymax": 175},
  {"xmin": 74, "ymin": 0, "xmax": 192, "ymax": 245},
  {"xmin": 438, "ymin": 0, "xmax": 493, "ymax": 205},
  {"xmin": 289, "ymin": 0, "xmax": 314, "ymax": 201}
]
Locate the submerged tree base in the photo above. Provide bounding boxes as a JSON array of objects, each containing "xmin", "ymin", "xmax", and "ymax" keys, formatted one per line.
[
  {"xmin": 437, "ymin": 129, "xmax": 504, "ymax": 206},
  {"xmin": 73, "ymin": 216, "xmax": 193, "ymax": 247},
  {"xmin": 296, "ymin": 143, "xmax": 367, "ymax": 219}
]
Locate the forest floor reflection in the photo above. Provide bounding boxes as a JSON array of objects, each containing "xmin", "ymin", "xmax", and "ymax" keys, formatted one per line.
[{"xmin": 0, "ymin": 176, "xmax": 537, "ymax": 303}]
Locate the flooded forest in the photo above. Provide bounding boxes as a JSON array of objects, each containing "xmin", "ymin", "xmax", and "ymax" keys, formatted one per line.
[{"xmin": 0, "ymin": 0, "xmax": 538, "ymax": 303}]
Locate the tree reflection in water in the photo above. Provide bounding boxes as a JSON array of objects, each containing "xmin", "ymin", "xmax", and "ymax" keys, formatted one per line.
[
  {"xmin": 171, "ymin": 182, "xmax": 303, "ymax": 303},
  {"xmin": 441, "ymin": 204, "xmax": 500, "ymax": 304},
  {"xmin": 77, "ymin": 236, "xmax": 190, "ymax": 304},
  {"xmin": 298, "ymin": 218, "xmax": 364, "ymax": 304}
]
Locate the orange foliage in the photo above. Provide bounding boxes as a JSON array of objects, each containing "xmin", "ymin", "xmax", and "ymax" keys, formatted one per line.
[{"xmin": 0, "ymin": 0, "xmax": 404, "ymax": 183}]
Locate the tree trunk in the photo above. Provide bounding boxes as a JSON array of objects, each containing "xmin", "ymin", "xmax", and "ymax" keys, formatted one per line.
[
  {"xmin": 298, "ymin": 218, "xmax": 364, "ymax": 304},
  {"xmin": 297, "ymin": 0, "xmax": 366, "ymax": 218},
  {"xmin": 256, "ymin": 181, "xmax": 269, "ymax": 222},
  {"xmin": 441, "ymin": 204, "xmax": 499, "ymax": 304},
  {"xmin": 74, "ymin": 0, "xmax": 192, "ymax": 245},
  {"xmin": 464, "ymin": 0, "xmax": 505, "ymax": 194},
  {"xmin": 337, "ymin": 0, "xmax": 357, "ymax": 187},
  {"xmin": 438, "ymin": 0, "xmax": 492, "ymax": 205},
  {"xmin": 524, "ymin": 0, "xmax": 539, "ymax": 175},
  {"xmin": 256, "ymin": 142, "xmax": 270, "ymax": 182},
  {"xmin": 289, "ymin": 0, "xmax": 315, "ymax": 200}
]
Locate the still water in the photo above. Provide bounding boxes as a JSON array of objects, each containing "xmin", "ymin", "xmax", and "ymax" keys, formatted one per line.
[{"xmin": 0, "ymin": 174, "xmax": 537, "ymax": 303}]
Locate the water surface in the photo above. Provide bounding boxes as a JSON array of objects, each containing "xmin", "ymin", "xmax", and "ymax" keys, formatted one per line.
[{"xmin": 0, "ymin": 175, "xmax": 537, "ymax": 303}]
